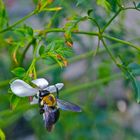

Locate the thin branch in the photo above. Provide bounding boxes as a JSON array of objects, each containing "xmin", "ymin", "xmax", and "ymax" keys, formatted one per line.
[
  {"xmin": 103, "ymin": 34, "xmax": 140, "ymax": 51},
  {"xmin": 101, "ymin": 8, "xmax": 122, "ymax": 33},
  {"xmin": 19, "ymin": 38, "xmax": 36, "ymax": 66},
  {"xmin": 61, "ymin": 73, "xmax": 122, "ymax": 96},
  {"xmin": 101, "ymin": 38, "xmax": 118, "ymax": 65},
  {"xmin": 0, "ymin": 11, "xmax": 35, "ymax": 34},
  {"xmin": 36, "ymin": 28, "xmax": 140, "ymax": 52}
]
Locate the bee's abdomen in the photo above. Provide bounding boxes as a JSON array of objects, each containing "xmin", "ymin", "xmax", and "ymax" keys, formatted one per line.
[{"xmin": 44, "ymin": 108, "xmax": 60, "ymax": 132}]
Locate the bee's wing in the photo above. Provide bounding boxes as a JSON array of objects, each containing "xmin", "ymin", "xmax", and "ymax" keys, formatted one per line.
[
  {"xmin": 10, "ymin": 79, "xmax": 38, "ymax": 97},
  {"xmin": 57, "ymin": 99, "xmax": 82, "ymax": 112},
  {"xmin": 30, "ymin": 96, "xmax": 39, "ymax": 104},
  {"xmin": 31, "ymin": 78, "xmax": 49, "ymax": 89},
  {"xmin": 44, "ymin": 83, "xmax": 64, "ymax": 93}
]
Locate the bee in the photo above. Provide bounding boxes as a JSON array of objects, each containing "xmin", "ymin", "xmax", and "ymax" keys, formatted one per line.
[
  {"xmin": 10, "ymin": 78, "xmax": 81, "ymax": 132},
  {"xmin": 37, "ymin": 85, "xmax": 81, "ymax": 131}
]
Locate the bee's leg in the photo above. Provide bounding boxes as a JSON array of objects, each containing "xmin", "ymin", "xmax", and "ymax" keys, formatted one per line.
[{"xmin": 39, "ymin": 108, "xmax": 45, "ymax": 114}]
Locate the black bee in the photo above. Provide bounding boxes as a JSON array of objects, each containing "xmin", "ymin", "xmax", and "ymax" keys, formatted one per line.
[
  {"xmin": 10, "ymin": 78, "xmax": 81, "ymax": 132},
  {"xmin": 38, "ymin": 87, "xmax": 81, "ymax": 132}
]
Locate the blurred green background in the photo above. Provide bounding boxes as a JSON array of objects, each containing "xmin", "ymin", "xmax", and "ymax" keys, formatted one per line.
[{"xmin": 1, "ymin": 0, "xmax": 140, "ymax": 140}]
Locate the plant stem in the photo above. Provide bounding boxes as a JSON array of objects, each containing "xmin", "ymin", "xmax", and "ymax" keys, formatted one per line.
[
  {"xmin": 101, "ymin": 8, "xmax": 122, "ymax": 33},
  {"xmin": 19, "ymin": 38, "xmax": 36, "ymax": 66},
  {"xmin": 37, "ymin": 28, "xmax": 140, "ymax": 52},
  {"xmin": 101, "ymin": 38, "xmax": 118, "ymax": 65},
  {"xmin": 103, "ymin": 34, "xmax": 140, "ymax": 51},
  {"xmin": 61, "ymin": 73, "xmax": 122, "ymax": 95},
  {"xmin": 0, "ymin": 11, "xmax": 35, "ymax": 33}
]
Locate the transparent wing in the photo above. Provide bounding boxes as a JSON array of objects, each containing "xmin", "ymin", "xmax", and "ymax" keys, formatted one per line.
[
  {"xmin": 10, "ymin": 79, "xmax": 38, "ymax": 97},
  {"xmin": 30, "ymin": 96, "xmax": 39, "ymax": 104},
  {"xmin": 57, "ymin": 99, "xmax": 82, "ymax": 112},
  {"xmin": 44, "ymin": 83, "xmax": 64, "ymax": 93},
  {"xmin": 31, "ymin": 78, "xmax": 49, "ymax": 89}
]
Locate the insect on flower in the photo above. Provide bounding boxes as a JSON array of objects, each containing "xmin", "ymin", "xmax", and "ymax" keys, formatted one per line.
[{"xmin": 10, "ymin": 78, "xmax": 82, "ymax": 132}]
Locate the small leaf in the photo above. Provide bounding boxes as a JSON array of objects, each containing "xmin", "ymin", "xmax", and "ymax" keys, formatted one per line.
[
  {"xmin": 43, "ymin": 7, "xmax": 62, "ymax": 11},
  {"xmin": 11, "ymin": 67, "xmax": 26, "ymax": 78},
  {"xmin": 122, "ymin": 64, "xmax": 140, "ymax": 103},
  {"xmin": 64, "ymin": 15, "xmax": 85, "ymax": 46},
  {"xmin": 96, "ymin": 0, "xmax": 111, "ymax": 11},
  {"xmin": 26, "ymin": 26, "xmax": 34, "ymax": 36},
  {"xmin": 128, "ymin": 63, "xmax": 140, "ymax": 76},
  {"xmin": 10, "ymin": 94, "xmax": 21, "ymax": 110},
  {"xmin": 131, "ymin": 80, "xmax": 140, "ymax": 103},
  {"xmin": 0, "ymin": 0, "xmax": 8, "ymax": 30},
  {"xmin": 87, "ymin": 9, "xmax": 93, "ymax": 16},
  {"xmin": 133, "ymin": 1, "xmax": 136, "ymax": 7},
  {"xmin": 76, "ymin": 0, "xmax": 85, "ymax": 6},
  {"xmin": 39, "ymin": 45, "xmax": 45, "ymax": 56},
  {"xmin": 0, "ymin": 128, "xmax": 5, "ymax": 140},
  {"xmin": 137, "ymin": 3, "xmax": 140, "ymax": 8}
]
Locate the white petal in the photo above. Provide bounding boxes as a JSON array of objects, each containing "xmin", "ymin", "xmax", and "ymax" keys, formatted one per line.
[
  {"xmin": 10, "ymin": 79, "xmax": 38, "ymax": 97},
  {"xmin": 31, "ymin": 78, "xmax": 49, "ymax": 89},
  {"xmin": 30, "ymin": 97, "xmax": 38, "ymax": 105},
  {"xmin": 55, "ymin": 83, "xmax": 64, "ymax": 89},
  {"xmin": 44, "ymin": 83, "xmax": 64, "ymax": 93}
]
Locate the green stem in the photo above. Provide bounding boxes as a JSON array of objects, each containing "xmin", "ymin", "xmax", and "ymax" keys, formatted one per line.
[
  {"xmin": 101, "ymin": 38, "xmax": 118, "ymax": 65},
  {"xmin": 61, "ymin": 73, "xmax": 122, "ymax": 95},
  {"xmin": 0, "ymin": 11, "xmax": 35, "ymax": 33},
  {"xmin": 103, "ymin": 34, "xmax": 140, "ymax": 51},
  {"xmin": 19, "ymin": 38, "xmax": 36, "ymax": 66},
  {"xmin": 101, "ymin": 8, "xmax": 122, "ymax": 33},
  {"xmin": 124, "ymin": 7, "xmax": 140, "ymax": 12},
  {"xmin": 88, "ymin": 17, "xmax": 101, "ymax": 32},
  {"xmin": 41, "ymin": 28, "xmax": 99, "ymax": 36},
  {"xmin": 94, "ymin": 37, "xmax": 100, "ymax": 56},
  {"xmin": 37, "ymin": 28, "xmax": 140, "ymax": 51}
]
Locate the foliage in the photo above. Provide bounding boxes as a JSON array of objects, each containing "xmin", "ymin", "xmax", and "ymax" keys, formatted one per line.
[{"xmin": 0, "ymin": 0, "xmax": 140, "ymax": 139}]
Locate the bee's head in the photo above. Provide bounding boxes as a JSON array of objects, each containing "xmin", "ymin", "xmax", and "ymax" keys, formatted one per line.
[{"xmin": 39, "ymin": 90, "xmax": 50, "ymax": 97}]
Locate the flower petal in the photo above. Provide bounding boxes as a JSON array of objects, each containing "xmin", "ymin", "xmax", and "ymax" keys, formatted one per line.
[
  {"xmin": 10, "ymin": 79, "xmax": 38, "ymax": 97},
  {"xmin": 32, "ymin": 78, "xmax": 49, "ymax": 89},
  {"xmin": 44, "ymin": 83, "xmax": 64, "ymax": 93}
]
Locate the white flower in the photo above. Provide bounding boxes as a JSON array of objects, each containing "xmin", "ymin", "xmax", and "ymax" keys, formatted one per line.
[{"xmin": 10, "ymin": 78, "xmax": 64, "ymax": 104}]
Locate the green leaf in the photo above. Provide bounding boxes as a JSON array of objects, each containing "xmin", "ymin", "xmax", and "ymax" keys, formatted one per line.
[
  {"xmin": 26, "ymin": 25, "xmax": 34, "ymax": 36},
  {"xmin": 39, "ymin": 45, "xmax": 45, "ymax": 56},
  {"xmin": 0, "ymin": 0, "xmax": 8, "ymax": 30},
  {"xmin": 41, "ymin": 39, "xmax": 73, "ymax": 67},
  {"xmin": 128, "ymin": 63, "xmax": 140, "ymax": 76},
  {"xmin": 10, "ymin": 94, "xmax": 21, "ymax": 110},
  {"xmin": 123, "ymin": 64, "xmax": 140, "ymax": 103},
  {"xmin": 0, "ymin": 128, "xmax": 5, "ymax": 140},
  {"xmin": 42, "ymin": 7, "xmax": 62, "ymax": 12},
  {"xmin": 64, "ymin": 15, "xmax": 86, "ymax": 46},
  {"xmin": 96, "ymin": 0, "xmax": 111, "ymax": 11},
  {"xmin": 11, "ymin": 67, "xmax": 26, "ymax": 78},
  {"xmin": 106, "ymin": 0, "xmax": 119, "ymax": 12},
  {"xmin": 87, "ymin": 9, "xmax": 93, "ymax": 16},
  {"xmin": 36, "ymin": 0, "xmax": 54, "ymax": 12},
  {"xmin": 76, "ymin": 0, "xmax": 85, "ymax": 6},
  {"xmin": 137, "ymin": 3, "xmax": 140, "ymax": 8},
  {"xmin": 131, "ymin": 80, "xmax": 140, "ymax": 103}
]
